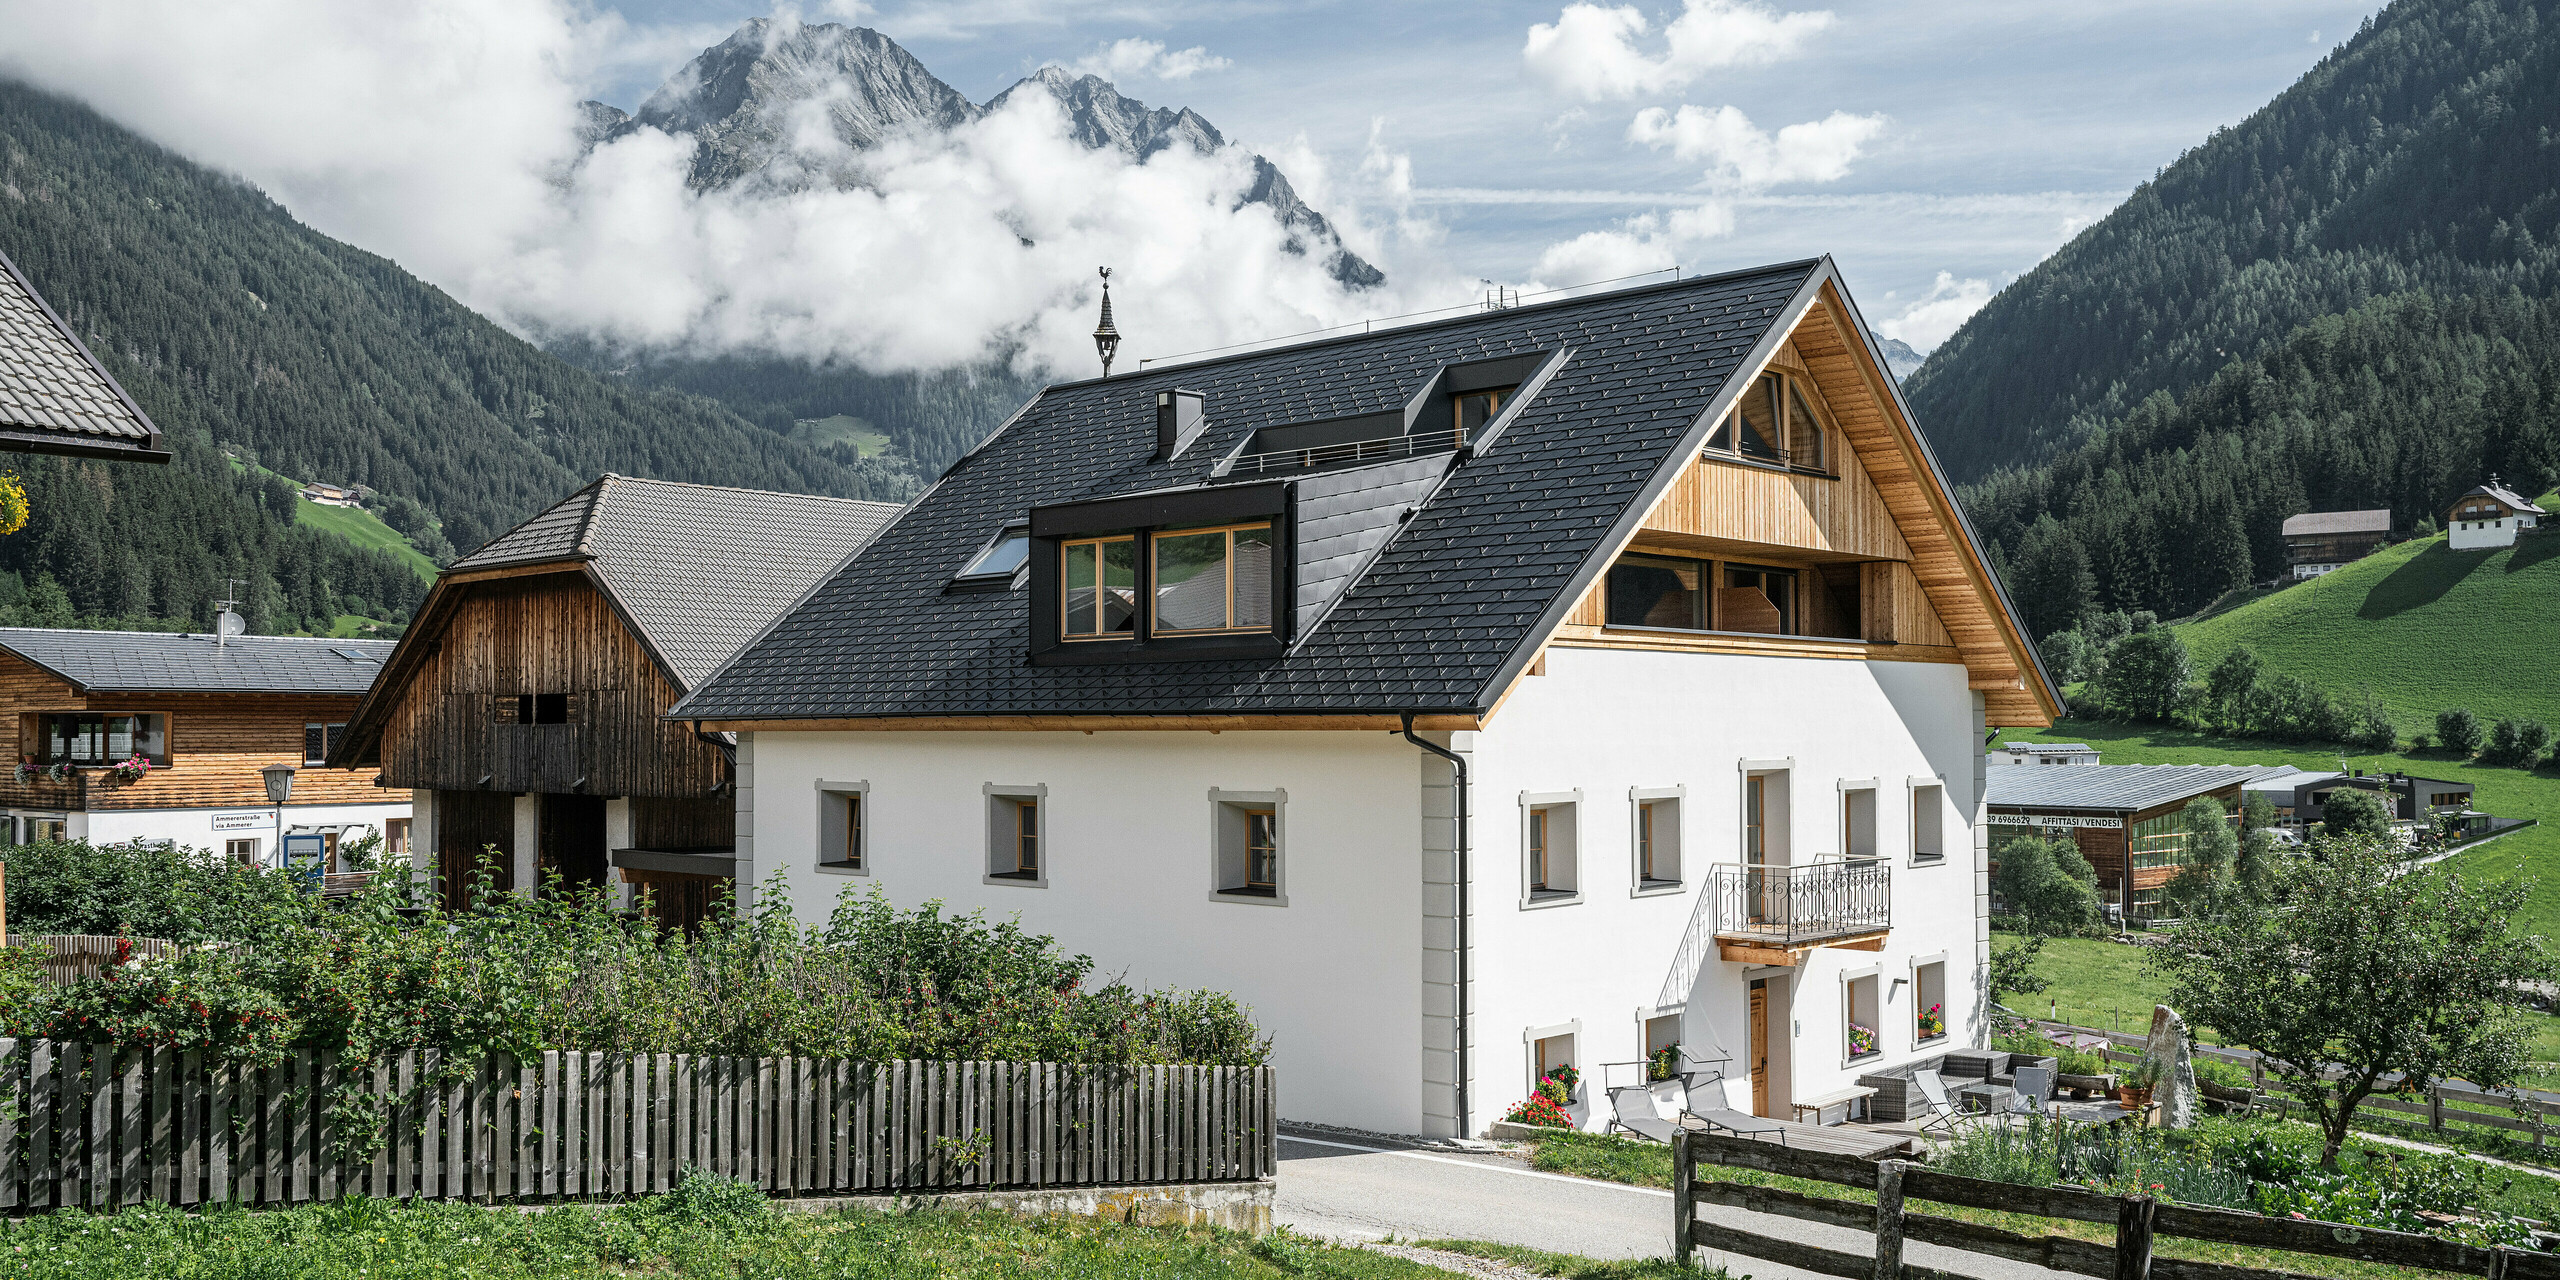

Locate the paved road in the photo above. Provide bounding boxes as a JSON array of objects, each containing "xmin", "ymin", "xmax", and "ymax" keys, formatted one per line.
[{"xmin": 1274, "ymin": 1132, "xmax": 2057, "ymax": 1280}]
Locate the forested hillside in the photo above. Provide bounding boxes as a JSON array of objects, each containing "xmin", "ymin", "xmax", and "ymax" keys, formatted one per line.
[
  {"xmin": 0, "ymin": 80, "xmax": 906, "ymax": 633},
  {"xmin": 1907, "ymin": 0, "xmax": 2560, "ymax": 484},
  {"xmin": 1972, "ymin": 291, "xmax": 2560, "ymax": 635}
]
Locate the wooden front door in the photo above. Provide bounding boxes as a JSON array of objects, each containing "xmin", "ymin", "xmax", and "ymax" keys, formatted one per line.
[
  {"xmin": 1748, "ymin": 979, "xmax": 1770, "ymax": 1117},
  {"xmin": 436, "ymin": 789, "xmax": 515, "ymax": 911}
]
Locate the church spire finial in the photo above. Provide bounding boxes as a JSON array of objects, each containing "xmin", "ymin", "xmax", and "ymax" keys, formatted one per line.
[{"xmin": 1092, "ymin": 266, "xmax": 1121, "ymax": 378}]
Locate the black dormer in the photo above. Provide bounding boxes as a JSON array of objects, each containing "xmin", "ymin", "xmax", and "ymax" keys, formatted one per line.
[{"xmin": 1025, "ymin": 480, "xmax": 1293, "ymax": 666}]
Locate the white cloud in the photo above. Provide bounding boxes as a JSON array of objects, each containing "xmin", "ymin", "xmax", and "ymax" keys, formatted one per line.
[
  {"xmin": 1877, "ymin": 271, "xmax": 1993, "ymax": 353},
  {"xmin": 1522, "ymin": 0, "xmax": 1835, "ymax": 101},
  {"xmin": 1628, "ymin": 104, "xmax": 1886, "ymax": 188},
  {"xmin": 1528, "ymin": 203, "xmax": 1733, "ymax": 287},
  {"xmin": 0, "ymin": 0, "xmax": 1458, "ymax": 378},
  {"xmin": 1069, "ymin": 37, "xmax": 1230, "ymax": 82}
]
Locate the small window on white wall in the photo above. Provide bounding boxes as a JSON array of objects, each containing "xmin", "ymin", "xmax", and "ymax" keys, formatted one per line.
[
  {"xmin": 985, "ymin": 783, "xmax": 1047, "ymax": 886},
  {"xmin": 1911, "ymin": 781, "xmax": 1945, "ymax": 864},
  {"xmin": 1210, "ymin": 788, "xmax": 1286, "ymax": 904},
  {"xmin": 1528, "ymin": 1022, "xmax": 1582, "ymax": 1101},
  {"xmin": 1840, "ymin": 781, "xmax": 1878, "ymax": 861},
  {"xmin": 1521, "ymin": 792, "xmax": 1581, "ymax": 906},
  {"xmin": 1630, "ymin": 786, "xmax": 1683, "ymax": 893},
  {"xmin": 1913, "ymin": 956, "xmax": 1948, "ymax": 1045},
  {"xmin": 1843, "ymin": 970, "xmax": 1881, "ymax": 1064},
  {"xmin": 1643, "ymin": 1012, "xmax": 1683, "ymax": 1081},
  {"xmin": 817, "ymin": 780, "xmax": 868, "ymax": 873}
]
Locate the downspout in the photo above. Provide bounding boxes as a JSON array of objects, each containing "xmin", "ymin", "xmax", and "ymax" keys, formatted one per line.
[{"xmin": 1401, "ymin": 713, "xmax": 1471, "ymax": 1139}]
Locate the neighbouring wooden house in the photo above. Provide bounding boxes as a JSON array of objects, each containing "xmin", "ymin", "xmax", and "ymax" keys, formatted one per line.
[
  {"xmin": 0, "ymin": 247, "xmax": 168, "ymax": 463},
  {"xmin": 331, "ymin": 475, "xmax": 900, "ymax": 926},
  {"xmin": 1983, "ymin": 764, "xmax": 2253, "ymax": 920},
  {"xmin": 2447, "ymin": 477, "xmax": 2545, "ymax": 551},
  {"xmin": 2280, "ymin": 508, "xmax": 2391, "ymax": 578},
  {"xmin": 0, "ymin": 628, "xmax": 405, "ymax": 862}
]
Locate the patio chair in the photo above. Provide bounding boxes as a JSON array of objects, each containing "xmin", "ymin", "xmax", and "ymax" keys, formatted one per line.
[
  {"xmin": 1678, "ymin": 1078, "xmax": 1791, "ymax": 1147},
  {"xmin": 2000, "ymin": 1066, "xmax": 2055, "ymax": 1120},
  {"xmin": 1909, "ymin": 1068, "xmax": 1968, "ymax": 1138},
  {"xmin": 1606, "ymin": 1085, "xmax": 1681, "ymax": 1144}
]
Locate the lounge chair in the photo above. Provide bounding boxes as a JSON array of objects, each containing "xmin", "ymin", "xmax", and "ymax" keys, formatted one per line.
[
  {"xmin": 2000, "ymin": 1065, "xmax": 2055, "ymax": 1120},
  {"xmin": 1910, "ymin": 1068, "xmax": 1968, "ymax": 1138},
  {"xmin": 1606, "ymin": 1085, "xmax": 1681, "ymax": 1143},
  {"xmin": 1678, "ymin": 1078, "xmax": 1790, "ymax": 1146}
]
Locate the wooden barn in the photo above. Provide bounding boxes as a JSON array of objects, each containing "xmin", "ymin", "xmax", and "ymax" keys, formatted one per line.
[{"xmin": 332, "ymin": 475, "xmax": 900, "ymax": 926}]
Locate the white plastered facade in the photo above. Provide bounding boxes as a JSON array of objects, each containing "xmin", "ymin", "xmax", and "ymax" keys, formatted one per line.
[
  {"xmin": 16, "ymin": 799, "xmax": 412, "ymax": 863},
  {"xmin": 739, "ymin": 642, "xmax": 1988, "ymax": 1138}
]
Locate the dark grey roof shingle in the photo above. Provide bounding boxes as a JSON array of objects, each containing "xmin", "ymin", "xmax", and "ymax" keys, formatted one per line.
[
  {"xmin": 673, "ymin": 262, "xmax": 1822, "ymax": 721},
  {"xmin": 457, "ymin": 475, "xmax": 903, "ymax": 689},
  {"xmin": 0, "ymin": 249, "xmax": 167, "ymax": 462},
  {"xmin": 0, "ymin": 628, "xmax": 390, "ymax": 695}
]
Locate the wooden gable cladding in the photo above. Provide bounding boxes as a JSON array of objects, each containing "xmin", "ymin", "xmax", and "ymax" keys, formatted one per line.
[
  {"xmin": 373, "ymin": 571, "xmax": 727, "ymax": 798},
  {"xmin": 1784, "ymin": 285, "xmax": 2051, "ymax": 725},
  {"xmin": 1637, "ymin": 406, "xmax": 1912, "ymax": 562},
  {"xmin": 0, "ymin": 651, "xmax": 395, "ymax": 812}
]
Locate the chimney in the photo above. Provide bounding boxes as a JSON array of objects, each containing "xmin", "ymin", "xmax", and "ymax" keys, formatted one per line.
[{"xmin": 1156, "ymin": 389, "xmax": 1205, "ymax": 461}]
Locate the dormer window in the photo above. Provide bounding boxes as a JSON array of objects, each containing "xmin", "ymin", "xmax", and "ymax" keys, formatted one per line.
[
  {"xmin": 1452, "ymin": 387, "xmax": 1510, "ymax": 448},
  {"xmin": 1704, "ymin": 371, "xmax": 1829, "ymax": 473},
  {"xmin": 1152, "ymin": 522, "xmax": 1274, "ymax": 635}
]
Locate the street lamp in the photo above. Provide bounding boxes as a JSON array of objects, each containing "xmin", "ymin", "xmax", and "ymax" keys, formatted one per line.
[{"xmin": 260, "ymin": 764, "xmax": 297, "ymax": 870}]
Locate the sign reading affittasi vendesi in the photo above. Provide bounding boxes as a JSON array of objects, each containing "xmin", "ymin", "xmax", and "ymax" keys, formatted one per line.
[{"xmin": 1985, "ymin": 812, "xmax": 2123, "ymax": 829}]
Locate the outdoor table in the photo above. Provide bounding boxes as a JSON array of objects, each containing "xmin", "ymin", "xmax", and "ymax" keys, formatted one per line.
[
  {"xmin": 1956, "ymin": 1081, "xmax": 2014, "ymax": 1114},
  {"xmin": 2051, "ymin": 1097, "xmax": 2131, "ymax": 1126}
]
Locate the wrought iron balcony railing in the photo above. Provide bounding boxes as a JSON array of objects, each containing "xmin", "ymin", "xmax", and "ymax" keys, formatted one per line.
[{"xmin": 1710, "ymin": 859, "xmax": 1891, "ymax": 949}]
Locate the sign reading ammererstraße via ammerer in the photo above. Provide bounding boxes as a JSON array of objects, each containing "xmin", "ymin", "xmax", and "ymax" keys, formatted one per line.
[{"xmin": 211, "ymin": 811, "xmax": 265, "ymax": 832}]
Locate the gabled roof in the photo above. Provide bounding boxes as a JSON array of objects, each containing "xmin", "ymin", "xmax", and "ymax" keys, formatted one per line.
[
  {"xmin": 2452, "ymin": 479, "xmax": 2546, "ymax": 517},
  {"xmin": 673, "ymin": 258, "xmax": 2058, "ymax": 726},
  {"xmin": 440, "ymin": 474, "xmax": 904, "ymax": 689},
  {"xmin": 1986, "ymin": 764, "xmax": 2260, "ymax": 812},
  {"xmin": 0, "ymin": 628, "xmax": 387, "ymax": 695},
  {"xmin": 0, "ymin": 248, "xmax": 169, "ymax": 462},
  {"xmin": 2281, "ymin": 509, "xmax": 2391, "ymax": 537}
]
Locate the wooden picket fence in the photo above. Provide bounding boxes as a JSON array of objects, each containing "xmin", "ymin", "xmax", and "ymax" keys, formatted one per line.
[
  {"xmin": 8, "ymin": 935, "xmax": 182, "ymax": 985},
  {"xmin": 0, "ymin": 1039, "xmax": 1275, "ymax": 1212},
  {"xmin": 1673, "ymin": 1129, "xmax": 2560, "ymax": 1280}
]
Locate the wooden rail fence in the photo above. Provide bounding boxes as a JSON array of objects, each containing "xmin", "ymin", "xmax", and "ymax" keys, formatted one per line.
[
  {"xmin": 2030, "ymin": 1017, "xmax": 2560, "ymax": 1147},
  {"xmin": 0, "ymin": 1039, "xmax": 1274, "ymax": 1212},
  {"xmin": 1673, "ymin": 1129, "xmax": 2558, "ymax": 1280}
]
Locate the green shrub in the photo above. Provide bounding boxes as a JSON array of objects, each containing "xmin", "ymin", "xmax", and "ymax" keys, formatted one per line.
[
  {"xmin": 2318, "ymin": 789, "xmax": 2395, "ymax": 841},
  {"xmin": 0, "ymin": 839, "xmax": 311, "ymax": 939},
  {"xmin": 2485, "ymin": 719, "xmax": 2554, "ymax": 768},
  {"xmin": 1992, "ymin": 835, "xmax": 2101, "ymax": 935},
  {"xmin": 2438, "ymin": 708, "xmax": 2486, "ymax": 756}
]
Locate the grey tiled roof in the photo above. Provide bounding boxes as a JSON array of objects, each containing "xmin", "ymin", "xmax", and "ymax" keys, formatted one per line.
[
  {"xmin": 0, "ymin": 249, "xmax": 167, "ymax": 461},
  {"xmin": 1986, "ymin": 765, "xmax": 2261, "ymax": 812},
  {"xmin": 0, "ymin": 628, "xmax": 390, "ymax": 695},
  {"xmin": 674, "ymin": 261, "xmax": 1827, "ymax": 721},
  {"xmin": 2280, "ymin": 509, "xmax": 2390, "ymax": 537},
  {"xmin": 2455, "ymin": 480, "xmax": 2547, "ymax": 517},
  {"xmin": 456, "ymin": 475, "xmax": 903, "ymax": 689}
]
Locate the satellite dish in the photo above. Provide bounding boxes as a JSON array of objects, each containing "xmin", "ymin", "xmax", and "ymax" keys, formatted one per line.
[{"xmin": 216, "ymin": 609, "xmax": 247, "ymax": 639}]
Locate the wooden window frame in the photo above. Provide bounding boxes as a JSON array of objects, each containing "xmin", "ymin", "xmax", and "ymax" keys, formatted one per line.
[
  {"xmin": 1699, "ymin": 369, "xmax": 1842, "ymax": 478},
  {"xmin": 1147, "ymin": 521, "xmax": 1276, "ymax": 638},
  {"xmin": 1209, "ymin": 788, "xmax": 1288, "ymax": 904},
  {"xmin": 34, "ymin": 711, "xmax": 171, "ymax": 768},
  {"xmin": 1451, "ymin": 386, "xmax": 1511, "ymax": 449},
  {"xmin": 1059, "ymin": 535, "xmax": 1139, "ymax": 641}
]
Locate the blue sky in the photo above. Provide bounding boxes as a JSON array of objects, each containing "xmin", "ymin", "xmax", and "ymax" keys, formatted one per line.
[{"xmin": 582, "ymin": 0, "xmax": 2386, "ymax": 350}]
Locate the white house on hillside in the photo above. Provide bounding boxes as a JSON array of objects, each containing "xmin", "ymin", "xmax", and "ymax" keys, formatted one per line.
[
  {"xmin": 671, "ymin": 259, "xmax": 2062, "ymax": 1139},
  {"xmin": 2447, "ymin": 477, "xmax": 2544, "ymax": 551}
]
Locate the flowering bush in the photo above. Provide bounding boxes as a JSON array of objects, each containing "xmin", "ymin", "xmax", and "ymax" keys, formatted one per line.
[
  {"xmin": 1504, "ymin": 1093, "xmax": 1574, "ymax": 1128},
  {"xmin": 107, "ymin": 754, "xmax": 152, "ymax": 784},
  {"xmin": 1917, "ymin": 1002, "xmax": 1946, "ymax": 1039},
  {"xmin": 1847, "ymin": 1020, "xmax": 1879, "ymax": 1057},
  {"xmin": 1648, "ymin": 1044, "xmax": 1681, "ymax": 1082},
  {"xmin": 1533, "ymin": 1063, "xmax": 1581, "ymax": 1106}
]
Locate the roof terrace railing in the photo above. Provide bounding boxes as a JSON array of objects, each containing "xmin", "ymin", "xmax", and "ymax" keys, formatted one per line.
[{"xmin": 1229, "ymin": 430, "xmax": 1462, "ymax": 475}]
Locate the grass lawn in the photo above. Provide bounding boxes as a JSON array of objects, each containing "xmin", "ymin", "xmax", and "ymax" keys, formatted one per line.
[
  {"xmin": 296, "ymin": 497, "xmax": 439, "ymax": 585},
  {"xmin": 1526, "ymin": 1129, "xmax": 2552, "ymax": 1280},
  {"xmin": 326, "ymin": 613, "xmax": 405, "ymax": 639},
  {"xmin": 2171, "ymin": 506, "xmax": 2560, "ymax": 731},
  {"xmin": 0, "ymin": 1192, "xmax": 1684, "ymax": 1280},
  {"xmin": 790, "ymin": 413, "xmax": 893, "ymax": 457}
]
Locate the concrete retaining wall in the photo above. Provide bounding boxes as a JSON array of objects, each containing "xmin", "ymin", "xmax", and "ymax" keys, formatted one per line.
[{"xmin": 773, "ymin": 1178, "xmax": 1275, "ymax": 1234}]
